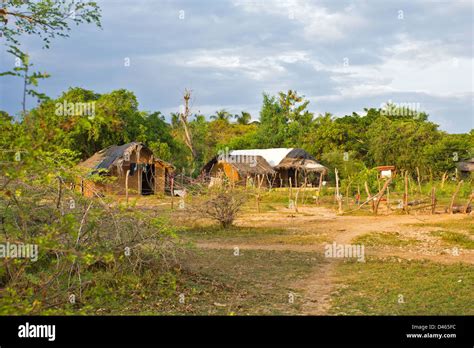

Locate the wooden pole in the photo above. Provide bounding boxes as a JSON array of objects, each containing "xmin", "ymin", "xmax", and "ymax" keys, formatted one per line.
[
  {"xmin": 317, "ymin": 172, "xmax": 323, "ymax": 205},
  {"xmin": 365, "ymin": 181, "xmax": 375, "ymax": 213},
  {"xmin": 289, "ymin": 177, "xmax": 293, "ymax": 201},
  {"xmin": 465, "ymin": 192, "xmax": 473, "ymax": 214},
  {"xmin": 374, "ymin": 178, "xmax": 392, "ymax": 215},
  {"xmin": 170, "ymin": 176, "xmax": 174, "ymax": 210},
  {"xmin": 357, "ymin": 184, "xmax": 361, "ymax": 207},
  {"xmin": 449, "ymin": 180, "xmax": 463, "ymax": 214},
  {"xmin": 441, "ymin": 171, "xmax": 447, "ymax": 189},
  {"xmin": 431, "ymin": 186, "xmax": 436, "ymax": 215},
  {"xmin": 125, "ymin": 169, "xmax": 130, "ymax": 204},
  {"xmin": 403, "ymin": 171, "xmax": 409, "ymax": 214},
  {"xmin": 386, "ymin": 185, "xmax": 390, "ymax": 210},
  {"xmin": 416, "ymin": 167, "xmax": 422, "ymax": 194},
  {"xmin": 335, "ymin": 168, "xmax": 342, "ymax": 214},
  {"xmin": 256, "ymin": 174, "xmax": 261, "ymax": 213}
]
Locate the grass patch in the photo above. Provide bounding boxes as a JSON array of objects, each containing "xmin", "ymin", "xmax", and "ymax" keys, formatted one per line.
[
  {"xmin": 178, "ymin": 225, "xmax": 330, "ymax": 245},
  {"xmin": 430, "ymin": 231, "xmax": 474, "ymax": 249},
  {"xmin": 330, "ymin": 258, "xmax": 474, "ymax": 315},
  {"xmin": 414, "ymin": 218, "xmax": 474, "ymax": 235},
  {"xmin": 352, "ymin": 232, "xmax": 420, "ymax": 247},
  {"xmin": 174, "ymin": 248, "xmax": 325, "ymax": 315}
]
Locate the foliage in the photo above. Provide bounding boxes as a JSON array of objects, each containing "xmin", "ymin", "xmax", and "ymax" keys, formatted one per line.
[{"xmin": 197, "ymin": 189, "xmax": 248, "ymax": 228}]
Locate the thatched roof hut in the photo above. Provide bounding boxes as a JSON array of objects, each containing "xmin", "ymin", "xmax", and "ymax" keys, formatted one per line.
[
  {"xmin": 202, "ymin": 154, "xmax": 275, "ymax": 186},
  {"xmin": 78, "ymin": 142, "xmax": 174, "ymax": 197},
  {"xmin": 202, "ymin": 148, "xmax": 326, "ymax": 187}
]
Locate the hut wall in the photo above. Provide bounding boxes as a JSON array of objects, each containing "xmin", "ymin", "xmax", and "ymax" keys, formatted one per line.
[
  {"xmin": 210, "ymin": 162, "xmax": 241, "ymax": 183},
  {"xmin": 79, "ymin": 148, "xmax": 171, "ymax": 197},
  {"xmin": 155, "ymin": 164, "xmax": 166, "ymax": 193}
]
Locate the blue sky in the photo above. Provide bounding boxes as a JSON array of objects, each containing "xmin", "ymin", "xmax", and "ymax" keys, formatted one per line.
[{"xmin": 1, "ymin": 0, "xmax": 473, "ymax": 133}]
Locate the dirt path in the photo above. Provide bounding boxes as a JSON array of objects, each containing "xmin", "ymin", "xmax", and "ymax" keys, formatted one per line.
[{"xmin": 194, "ymin": 206, "xmax": 472, "ymax": 315}]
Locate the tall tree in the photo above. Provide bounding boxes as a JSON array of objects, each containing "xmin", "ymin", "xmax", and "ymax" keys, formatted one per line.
[
  {"xmin": 211, "ymin": 109, "xmax": 232, "ymax": 122},
  {"xmin": 234, "ymin": 111, "xmax": 251, "ymax": 125}
]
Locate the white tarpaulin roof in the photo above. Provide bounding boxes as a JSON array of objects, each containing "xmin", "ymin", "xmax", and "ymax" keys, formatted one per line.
[
  {"xmin": 304, "ymin": 162, "xmax": 326, "ymax": 170},
  {"xmin": 229, "ymin": 148, "xmax": 294, "ymax": 167}
]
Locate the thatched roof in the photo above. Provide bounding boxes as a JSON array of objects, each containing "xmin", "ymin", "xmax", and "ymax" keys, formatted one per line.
[
  {"xmin": 203, "ymin": 155, "xmax": 275, "ymax": 176},
  {"xmin": 229, "ymin": 148, "xmax": 327, "ymax": 173},
  {"xmin": 78, "ymin": 142, "xmax": 173, "ymax": 174},
  {"xmin": 202, "ymin": 148, "xmax": 327, "ymax": 175},
  {"xmin": 275, "ymin": 157, "xmax": 327, "ymax": 173},
  {"xmin": 458, "ymin": 158, "xmax": 474, "ymax": 172}
]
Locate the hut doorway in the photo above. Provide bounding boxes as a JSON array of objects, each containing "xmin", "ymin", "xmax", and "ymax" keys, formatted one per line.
[{"xmin": 141, "ymin": 164, "xmax": 155, "ymax": 195}]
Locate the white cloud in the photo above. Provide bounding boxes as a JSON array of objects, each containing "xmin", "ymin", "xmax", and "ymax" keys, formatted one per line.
[
  {"xmin": 170, "ymin": 48, "xmax": 311, "ymax": 80},
  {"xmin": 232, "ymin": 0, "xmax": 365, "ymax": 42}
]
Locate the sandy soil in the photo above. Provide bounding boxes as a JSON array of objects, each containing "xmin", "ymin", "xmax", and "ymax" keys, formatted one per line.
[{"xmin": 195, "ymin": 206, "xmax": 473, "ymax": 314}]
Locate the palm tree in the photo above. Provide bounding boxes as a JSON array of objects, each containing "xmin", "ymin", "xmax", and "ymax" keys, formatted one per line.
[
  {"xmin": 170, "ymin": 112, "xmax": 180, "ymax": 129},
  {"xmin": 210, "ymin": 109, "xmax": 231, "ymax": 122},
  {"xmin": 235, "ymin": 111, "xmax": 251, "ymax": 125}
]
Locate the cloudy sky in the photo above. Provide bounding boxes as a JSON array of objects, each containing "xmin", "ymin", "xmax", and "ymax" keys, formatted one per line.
[{"xmin": 1, "ymin": 0, "xmax": 473, "ymax": 133}]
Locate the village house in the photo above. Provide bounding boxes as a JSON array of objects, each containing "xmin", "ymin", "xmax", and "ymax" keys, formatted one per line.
[
  {"xmin": 202, "ymin": 148, "xmax": 327, "ymax": 187},
  {"xmin": 77, "ymin": 142, "xmax": 174, "ymax": 197}
]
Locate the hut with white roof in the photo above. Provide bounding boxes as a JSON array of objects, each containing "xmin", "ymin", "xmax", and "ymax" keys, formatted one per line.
[{"xmin": 202, "ymin": 148, "xmax": 327, "ymax": 187}]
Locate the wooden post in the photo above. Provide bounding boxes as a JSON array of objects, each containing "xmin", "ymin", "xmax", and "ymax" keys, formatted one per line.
[
  {"xmin": 364, "ymin": 181, "xmax": 375, "ymax": 213},
  {"xmin": 403, "ymin": 171, "xmax": 409, "ymax": 214},
  {"xmin": 374, "ymin": 178, "xmax": 392, "ymax": 215},
  {"xmin": 465, "ymin": 192, "xmax": 473, "ymax": 214},
  {"xmin": 431, "ymin": 186, "xmax": 436, "ymax": 215},
  {"xmin": 416, "ymin": 167, "xmax": 422, "ymax": 194},
  {"xmin": 125, "ymin": 169, "xmax": 130, "ymax": 204},
  {"xmin": 335, "ymin": 168, "xmax": 342, "ymax": 214},
  {"xmin": 449, "ymin": 180, "xmax": 463, "ymax": 214},
  {"xmin": 170, "ymin": 176, "xmax": 174, "ymax": 210},
  {"xmin": 317, "ymin": 172, "xmax": 323, "ymax": 205},
  {"xmin": 386, "ymin": 185, "xmax": 390, "ymax": 210},
  {"xmin": 441, "ymin": 171, "xmax": 447, "ymax": 189},
  {"xmin": 289, "ymin": 177, "xmax": 293, "ymax": 201},
  {"xmin": 357, "ymin": 184, "xmax": 361, "ymax": 207}
]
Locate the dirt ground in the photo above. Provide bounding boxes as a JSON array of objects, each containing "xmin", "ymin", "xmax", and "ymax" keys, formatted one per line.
[{"xmin": 193, "ymin": 206, "xmax": 473, "ymax": 314}]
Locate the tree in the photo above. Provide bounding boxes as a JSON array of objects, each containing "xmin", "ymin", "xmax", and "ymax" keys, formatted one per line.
[
  {"xmin": 1, "ymin": 0, "xmax": 101, "ymax": 111},
  {"xmin": 211, "ymin": 109, "xmax": 232, "ymax": 122},
  {"xmin": 255, "ymin": 90, "xmax": 313, "ymax": 148},
  {"xmin": 423, "ymin": 133, "xmax": 474, "ymax": 175},
  {"xmin": 0, "ymin": 0, "xmax": 101, "ymax": 49},
  {"xmin": 235, "ymin": 111, "xmax": 251, "ymax": 125},
  {"xmin": 0, "ymin": 46, "xmax": 50, "ymax": 113},
  {"xmin": 366, "ymin": 116, "xmax": 440, "ymax": 173},
  {"xmin": 178, "ymin": 89, "xmax": 196, "ymax": 161}
]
